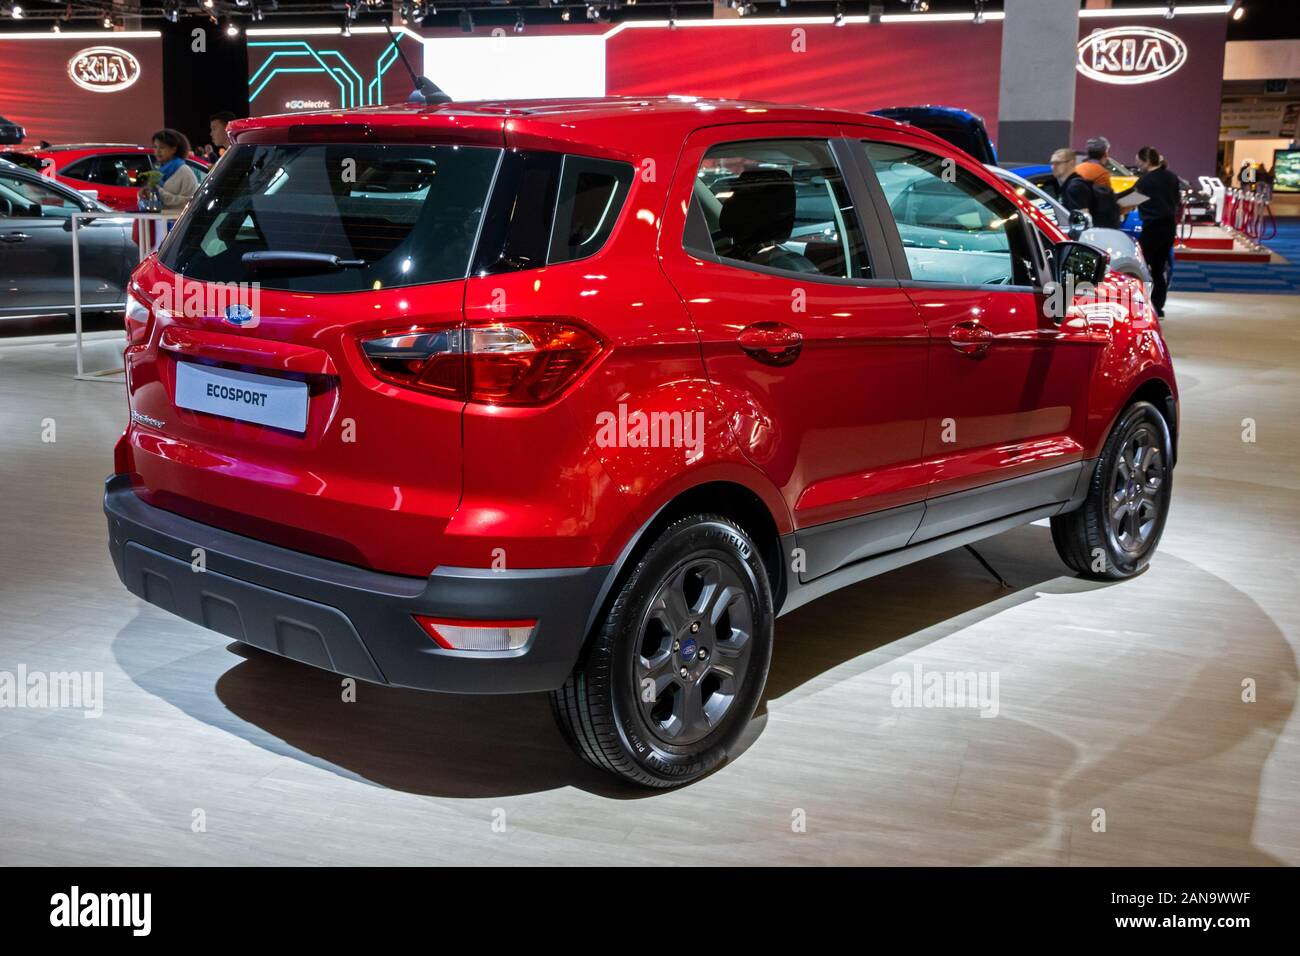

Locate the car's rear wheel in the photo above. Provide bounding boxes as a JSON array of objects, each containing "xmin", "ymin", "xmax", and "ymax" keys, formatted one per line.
[
  {"xmin": 1051, "ymin": 400, "xmax": 1173, "ymax": 580},
  {"xmin": 550, "ymin": 514, "xmax": 774, "ymax": 788}
]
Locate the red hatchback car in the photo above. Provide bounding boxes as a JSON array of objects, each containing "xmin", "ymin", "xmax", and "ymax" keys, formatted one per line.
[
  {"xmin": 0, "ymin": 144, "xmax": 208, "ymax": 210},
  {"xmin": 105, "ymin": 97, "xmax": 1177, "ymax": 787}
]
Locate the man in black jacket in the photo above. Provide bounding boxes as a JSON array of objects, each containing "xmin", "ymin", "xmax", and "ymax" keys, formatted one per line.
[{"xmin": 1051, "ymin": 148, "xmax": 1096, "ymax": 220}]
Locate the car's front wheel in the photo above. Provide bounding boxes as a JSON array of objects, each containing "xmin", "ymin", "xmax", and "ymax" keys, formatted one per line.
[
  {"xmin": 1051, "ymin": 400, "xmax": 1173, "ymax": 579},
  {"xmin": 550, "ymin": 514, "xmax": 774, "ymax": 788}
]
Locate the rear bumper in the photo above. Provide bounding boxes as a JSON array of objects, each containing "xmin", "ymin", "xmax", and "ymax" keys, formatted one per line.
[{"xmin": 104, "ymin": 474, "xmax": 608, "ymax": 693}]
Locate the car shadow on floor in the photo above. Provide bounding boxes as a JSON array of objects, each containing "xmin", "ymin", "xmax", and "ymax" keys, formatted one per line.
[
  {"xmin": 113, "ymin": 523, "xmax": 1298, "ymax": 861},
  {"xmin": 112, "ymin": 526, "xmax": 1070, "ymax": 799}
]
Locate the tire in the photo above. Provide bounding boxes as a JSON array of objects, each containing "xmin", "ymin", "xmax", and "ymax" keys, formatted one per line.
[
  {"xmin": 550, "ymin": 514, "xmax": 774, "ymax": 788},
  {"xmin": 1051, "ymin": 400, "xmax": 1173, "ymax": 580}
]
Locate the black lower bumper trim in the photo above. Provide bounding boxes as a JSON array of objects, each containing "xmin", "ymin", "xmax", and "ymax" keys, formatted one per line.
[{"xmin": 104, "ymin": 475, "xmax": 609, "ymax": 694}]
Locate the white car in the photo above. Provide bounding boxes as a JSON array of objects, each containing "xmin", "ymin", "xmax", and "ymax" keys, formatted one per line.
[{"xmin": 987, "ymin": 164, "xmax": 1152, "ymax": 292}]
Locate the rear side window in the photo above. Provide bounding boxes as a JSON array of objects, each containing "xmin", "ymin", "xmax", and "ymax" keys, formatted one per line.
[
  {"xmin": 685, "ymin": 138, "xmax": 872, "ymax": 280},
  {"xmin": 159, "ymin": 143, "xmax": 502, "ymax": 293},
  {"xmin": 472, "ymin": 150, "xmax": 633, "ymax": 276},
  {"xmin": 548, "ymin": 156, "xmax": 633, "ymax": 265},
  {"xmin": 862, "ymin": 140, "xmax": 1037, "ymax": 287}
]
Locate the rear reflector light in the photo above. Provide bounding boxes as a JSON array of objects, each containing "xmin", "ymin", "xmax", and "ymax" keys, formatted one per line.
[
  {"xmin": 124, "ymin": 291, "xmax": 152, "ymax": 345},
  {"xmin": 361, "ymin": 319, "xmax": 602, "ymax": 406},
  {"xmin": 415, "ymin": 616, "xmax": 535, "ymax": 652},
  {"xmin": 125, "ymin": 292, "xmax": 150, "ymax": 325}
]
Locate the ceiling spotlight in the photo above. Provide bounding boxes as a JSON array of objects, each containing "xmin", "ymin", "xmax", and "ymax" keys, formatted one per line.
[
  {"xmin": 514, "ymin": 11, "xmax": 524, "ymax": 32},
  {"xmin": 225, "ymin": 19, "xmax": 239, "ymax": 36},
  {"xmin": 833, "ymin": 3, "xmax": 845, "ymax": 27},
  {"xmin": 1230, "ymin": 0, "xmax": 1244, "ymax": 21}
]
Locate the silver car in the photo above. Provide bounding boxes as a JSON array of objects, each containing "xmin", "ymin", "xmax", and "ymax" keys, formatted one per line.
[
  {"xmin": 0, "ymin": 158, "xmax": 136, "ymax": 323},
  {"xmin": 986, "ymin": 164, "xmax": 1152, "ymax": 291}
]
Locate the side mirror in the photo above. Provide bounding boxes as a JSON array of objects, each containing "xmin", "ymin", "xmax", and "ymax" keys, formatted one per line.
[
  {"xmin": 1067, "ymin": 209, "xmax": 1091, "ymax": 239},
  {"xmin": 1054, "ymin": 240, "xmax": 1109, "ymax": 289}
]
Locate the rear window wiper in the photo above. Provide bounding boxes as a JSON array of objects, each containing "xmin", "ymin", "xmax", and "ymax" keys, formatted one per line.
[{"xmin": 241, "ymin": 251, "xmax": 366, "ymax": 275}]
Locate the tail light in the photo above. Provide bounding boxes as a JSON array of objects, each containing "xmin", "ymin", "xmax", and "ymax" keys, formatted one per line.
[
  {"xmin": 415, "ymin": 615, "xmax": 535, "ymax": 652},
  {"xmin": 361, "ymin": 319, "xmax": 603, "ymax": 406}
]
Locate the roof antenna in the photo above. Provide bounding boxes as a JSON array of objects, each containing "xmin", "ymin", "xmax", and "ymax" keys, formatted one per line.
[{"xmin": 382, "ymin": 19, "xmax": 451, "ymax": 105}]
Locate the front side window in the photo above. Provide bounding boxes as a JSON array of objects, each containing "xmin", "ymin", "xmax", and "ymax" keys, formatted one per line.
[
  {"xmin": 159, "ymin": 143, "xmax": 501, "ymax": 293},
  {"xmin": 96, "ymin": 154, "xmax": 155, "ymax": 188},
  {"xmin": 862, "ymin": 141, "xmax": 1038, "ymax": 287},
  {"xmin": 686, "ymin": 138, "xmax": 872, "ymax": 280}
]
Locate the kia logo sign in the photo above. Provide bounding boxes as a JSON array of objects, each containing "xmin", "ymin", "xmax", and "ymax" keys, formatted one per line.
[
  {"xmin": 67, "ymin": 46, "xmax": 142, "ymax": 93},
  {"xmin": 1076, "ymin": 26, "xmax": 1188, "ymax": 86}
]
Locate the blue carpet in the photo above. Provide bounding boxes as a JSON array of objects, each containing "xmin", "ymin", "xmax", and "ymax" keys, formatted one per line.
[{"xmin": 1172, "ymin": 217, "xmax": 1300, "ymax": 295}]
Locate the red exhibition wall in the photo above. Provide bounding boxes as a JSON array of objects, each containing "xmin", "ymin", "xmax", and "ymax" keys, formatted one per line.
[
  {"xmin": 607, "ymin": 14, "xmax": 1227, "ymax": 177},
  {"xmin": 607, "ymin": 22, "xmax": 1004, "ymax": 130},
  {"xmin": 0, "ymin": 35, "xmax": 163, "ymax": 145}
]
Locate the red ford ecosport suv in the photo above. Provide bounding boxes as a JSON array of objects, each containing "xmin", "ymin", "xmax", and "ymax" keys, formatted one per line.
[{"xmin": 105, "ymin": 97, "xmax": 1177, "ymax": 787}]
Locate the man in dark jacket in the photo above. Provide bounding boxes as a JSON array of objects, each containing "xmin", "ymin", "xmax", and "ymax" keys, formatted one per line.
[{"xmin": 1051, "ymin": 148, "xmax": 1096, "ymax": 221}]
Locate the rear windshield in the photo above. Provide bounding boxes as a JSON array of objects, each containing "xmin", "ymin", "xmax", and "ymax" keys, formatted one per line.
[{"xmin": 159, "ymin": 143, "xmax": 501, "ymax": 293}]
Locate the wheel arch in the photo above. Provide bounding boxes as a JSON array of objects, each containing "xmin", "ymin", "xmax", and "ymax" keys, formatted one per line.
[
  {"xmin": 582, "ymin": 479, "xmax": 788, "ymax": 644},
  {"xmin": 1122, "ymin": 376, "xmax": 1179, "ymax": 469}
]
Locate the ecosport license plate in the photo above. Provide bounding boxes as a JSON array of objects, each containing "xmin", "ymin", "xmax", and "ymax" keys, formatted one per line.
[{"xmin": 174, "ymin": 361, "xmax": 309, "ymax": 433}]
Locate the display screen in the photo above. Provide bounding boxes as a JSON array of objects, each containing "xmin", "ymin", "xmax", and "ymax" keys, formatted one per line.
[{"xmin": 1273, "ymin": 149, "xmax": 1300, "ymax": 193}]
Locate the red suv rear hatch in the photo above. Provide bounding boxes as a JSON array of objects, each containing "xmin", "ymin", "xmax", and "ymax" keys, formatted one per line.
[{"xmin": 122, "ymin": 138, "xmax": 504, "ymax": 577}]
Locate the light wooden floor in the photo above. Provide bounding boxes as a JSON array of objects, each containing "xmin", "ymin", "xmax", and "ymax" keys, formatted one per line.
[{"xmin": 1, "ymin": 293, "xmax": 1297, "ymax": 866}]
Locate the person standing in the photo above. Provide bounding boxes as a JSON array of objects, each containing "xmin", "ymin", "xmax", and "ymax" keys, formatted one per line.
[
  {"xmin": 1051, "ymin": 148, "xmax": 1097, "ymax": 221},
  {"xmin": 1131, "ymin": 146, "xmax": 1181, "ymax": 318},
  {"xmin": 143, "ymin": 128, "xmax": 198, "ymax": 211},
  {"xmin": 209, "ymin": 111, "xmax": 236, "ymax": 158},
  {"xmin": 1074, "ymin": 136, "xmax": 1121, "ymax": 228}
]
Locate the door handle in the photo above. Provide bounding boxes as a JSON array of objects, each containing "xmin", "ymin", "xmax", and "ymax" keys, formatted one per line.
[
  {"xmin": 0, "ymin": 232, "xmax": 30, "ymax": 243},
  {"xmin": 737, "ymin": 322, "xmax": 803, "ymax": 366},
  {"xmin": 948, "ymin": 320, "xmax": 994, "ymax": 357}
]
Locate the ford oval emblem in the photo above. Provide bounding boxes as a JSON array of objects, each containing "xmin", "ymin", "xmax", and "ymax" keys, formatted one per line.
[
  {"xmin": 1076, "ymin": 26, "xmax": 1188, "ymax": 86},
  {"xmin": 224, "ymin": 303, "xmax": 255, "ymax": 327},
  {"xmin": 67, "ymin": 46, "xmax": 142, "ymax": 94}
]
